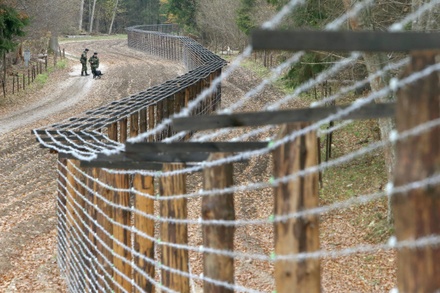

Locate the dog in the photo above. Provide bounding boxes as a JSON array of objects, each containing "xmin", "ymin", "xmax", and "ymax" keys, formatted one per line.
[{"xmin": 93, "ymin": 70, "xmax": 104, "ymax": 79}]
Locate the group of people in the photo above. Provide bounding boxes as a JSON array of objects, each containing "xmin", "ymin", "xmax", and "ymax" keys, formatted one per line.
[{"xmin": 80, "ymin": 48, "xmax": 102, "ymax": 79}]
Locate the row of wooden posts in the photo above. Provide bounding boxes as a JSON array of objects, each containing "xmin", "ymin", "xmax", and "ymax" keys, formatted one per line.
[
  {"xmin": 1, "ymin": 47, "xmax": 68, "ymax": 99},
  {"xmin": 57, "ymin": 121, "xmax": 321, "ymax": 293},
  {"xmin": 56, "ymin": 70, "xmax": 222, "ymax": 292},
  {"xmin": 55, "ymin": 51, "xmax": 439, "ymax": 293},
  {"xmin": 1, "ymin": 61, "xmax": 46, "ymax": 98}
]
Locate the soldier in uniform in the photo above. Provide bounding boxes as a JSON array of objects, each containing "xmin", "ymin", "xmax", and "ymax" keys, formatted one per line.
[
  {"xmin": 80, "ymin": 48, "xmax": 89, "ymax": 76},
  {"xmin": 88, "ymin": 52, "xmax": 100, "ymax": 79}
]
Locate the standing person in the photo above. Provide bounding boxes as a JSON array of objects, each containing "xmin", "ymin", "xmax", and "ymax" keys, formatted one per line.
[
  {"xmin": 88, "ymin": 52, "xmax": 100, "ymax": 79},
  {"xmin": 80, "ymin": 48, "xmax": 89, "ymax": 76}
]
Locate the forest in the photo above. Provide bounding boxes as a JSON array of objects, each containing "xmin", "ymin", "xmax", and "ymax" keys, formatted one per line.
[{"xmin": 2, "ymin": 0, "xmax": 438, "ymax": 182}]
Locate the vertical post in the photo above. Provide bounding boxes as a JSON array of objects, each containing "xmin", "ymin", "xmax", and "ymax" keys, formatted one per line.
[
  {"xmin": 148, "ymin": 105, "xmax": 155, "ymax": 141},
  {"xmin": 133, "ymin": 174, "xmax": 155, "ymax": 292},
  {"xmin": 66, "ymin": 159, "xmax": 87, "ymax": 291},
  {"xmin": 393, "ymin": 50, "xmax": 440, "ymax": 292},
  {"xmin": 160, "ymin": 163, "xmax": 189, "ymax": 293},
  {"xmin": 156, "ymin": 101, "xmax": 163, "ymax": 141},
  {"xmin": 113, "ymin": 117, "xmax": 132, "ymax": 292},
  {"xmin": 272, "ymin": 122, "xmax": 321, "ymax": 293},
  {"xmin": 95, "ymin": 168, "xmax": 114, "ymax": 291},
  {"xmin": 139, "ymin": 108, "xmax": 147, "ymax": 134},
  {"xmin": 130, "ymin": 112, "xmax": 139, "ymax": 138},
  {"xmin": 86, "ymin": 167, "xmax": 98, "ymax": 292},
  {"xmin": 120, "ymin": 117, "xmax": 128, "ymax": 143},
  {"xmin": 202, "ymin": 153, "xmax": 235, "ymax": 292},
  {"xmin": 113, "ymin": 172, "xmax": 132, "ymax": 293},
  {"xmin": 167, "ymin": 94, "xmax": 175, "ymax": 137},
  {"xmin": 108, "ymin": 122, "xmax": 118, "ymax": 141},
  {"xmin": 57, "ymin": 156, "xmax": 68, "ymax": 269}
]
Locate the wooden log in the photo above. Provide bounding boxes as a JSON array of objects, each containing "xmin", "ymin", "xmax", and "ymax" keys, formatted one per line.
[
  {"xmin": 66, "ymin": 159, "xmax": 87, "ymax": 291},
  {"xmin": 148, "ymin": 105, "xmax": 155, "ymax": 142},
  {"xmin": 57, "ymin": 156, "xmax": 68, "ymax": 268},
  {"xmin": 202, "ymin": 153, "xmax": 235, "ymax": 293},
  {"xmin": 133, "ymin": 174, "xmax": 155, "ymax": 292},
  {"xmin": 272, "ymin": 122, "xmax": 321, "ymax": 293},
  {"xmin": 120, "ymin": 117, "xmax": 128, "ymax": 143},
  {"xmin": 131, "ymin": 112, "xmax": 139, "ymax": 138},
  {"xmin": 86, "ymin": 167, "xmax": 98, "ymax": 292},
  {"xmin": 139, "ymin": 108, "xmax": 147, "ymax": 134},
  {"xmin": 393, "ymin": 50, "xmax": 440, "ymax": 292},
  {"xmin": 95, "ymin": 168, "xmax": 115, "ymax": 290},
  {"xmin": 108, "ymin": 122, "xmax": 118, "ymax": 141},
  {"xmin": 160, "ymin": 163, "xmax": 189, "ymax": 292},
  {"xmin": 156, "ymin": 101, "xmax": 163, "ymax": 141},
  {"xmin": 113, "ymin": 172, "xmax": 132, "ymax": 293}
]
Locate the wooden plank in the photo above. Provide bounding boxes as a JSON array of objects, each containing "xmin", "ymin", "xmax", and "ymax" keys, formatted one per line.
[
  {"xmin": 133, "ymin": 174, "xmax": 155, "ymax": 292},
  {"xmin": 273, "ymin": 122, "xmax": 321, "ymax": 293},
  {"xmin": 252, "ymin": 30, "xmax": 440, "ymax": 52},
  {"xmin": 393, "ymin": 51, "xmax": 440, "ymax": 292},
  {"xmin": 95, "ymin": 168, "xmax": 114, "ymax": 291},
  {"xmin": 126, "ymin": 151, "xmax": 210, "ymax": 163},
  {"xmin": 125, "ymin": 141, "xmax": 267, "ymax": 153},
  {"xmin": 202, "ymin": 153, "xmax": 235, "ymax": 293},
  {"xmin": 113, "ymin": 172, "xmax": 132, "ymax": 293},
  {"xmin": 173, "ymin": 103, "xmax": 395, "ymax": 131},
  {"xmin": 160, "ymin": 163, "xmax": 189, "ymax": 292},
  {"xmin": 80, "ymin": 156, "xmax": 164, "ymax": 171}
]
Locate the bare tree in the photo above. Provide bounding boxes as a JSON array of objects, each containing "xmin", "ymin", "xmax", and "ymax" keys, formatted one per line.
[
  {"xmin": 89, "ymin": 0, "xmax": 97, "ymax": 33},
  {"xmin": 79, "ymin": 0, "xmax": 85, "ymax": 31},
  {"xmin": 109, "ymin": 0, "xmax": 119, "ymax": 35}
]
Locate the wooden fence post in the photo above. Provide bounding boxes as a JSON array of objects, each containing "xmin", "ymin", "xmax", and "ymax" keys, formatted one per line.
[
  {"xmin": 272, "ymin": 122, "xmax": 321, "ymax": 293},
  {"xmin": 66, "ymin": 159, "xmax": 87, "ymax": 291},
  {"xmin": 120, "ymin": 117, "xmax": 128, "ymax": 143},
  {"xmin": 156, "ymin": 101, "xmax": 163, "ymax": 141},
  {"xmin": 113, "ymin": 172, "xmax": 132, "ymax": 293},
  {"xmin": 57, "ymin": 156, "xmax": 68, "ymax": 269},
  {"xmin": 133, "ymin": 174, "xmax": 155, "ymax": 292},
  {"xmin": 160, "ymin": 163, "xmax": 189, "ymax": 293},
  {"xmin": 202, "ymin": 153, "xmax": 235, "ymax": 292},
  {"xmin": 86, "ymin": 167, "xmax": 98, "ymax": 291},
  {"xmin": 94, "ymin": 167, "xmax": 114, "ymax": 291},
  {"xmin": 393, "ymin": 50, "xmax": 440, "ymax": 292},
  {"xmin": 148, "ymin": 105, "xmax": 155, "ymax": 141},
  {"xmin": 139, "ymin": 109, "xmax": 147, "ymax": 134}
]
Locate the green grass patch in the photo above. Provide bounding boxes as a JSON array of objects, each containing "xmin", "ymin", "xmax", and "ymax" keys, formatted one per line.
[
  {"xmin": 59, "ymin": 34, "xmax": 127, "ymax": 44},
  {"xmin": 34, "ymin": 73, "xmax": 49, "ymax": 85}
]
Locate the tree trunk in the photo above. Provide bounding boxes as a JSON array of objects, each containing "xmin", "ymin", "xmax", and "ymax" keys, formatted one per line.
[
  {"xmin": 342, "ymin": 0, "xmax": 397, "ymax": 222},
  {"xmin": 108, "ymin": 0, "xmax": 119, "ymax": 35},
  {"xmin": 79, "ymin": 0, "xmax": 85, "ymax": 31},
  {"xmin": 89, "ymin": 0, "xmax": 97, "ymax": 33}
]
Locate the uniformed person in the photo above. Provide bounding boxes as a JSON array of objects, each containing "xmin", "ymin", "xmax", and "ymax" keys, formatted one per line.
[
  {"xmin": 80, "ymin": 48, "xmax": 89, "ymax": 76},
  {"xmin": 88, "ymin": 52, "xmax": 100, "ymax": 78}
]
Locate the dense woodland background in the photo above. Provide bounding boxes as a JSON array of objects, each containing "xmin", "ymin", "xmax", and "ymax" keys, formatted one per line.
[{"xmin": 1, "ymin": 0, "xmax": 440, "ymax": 185}]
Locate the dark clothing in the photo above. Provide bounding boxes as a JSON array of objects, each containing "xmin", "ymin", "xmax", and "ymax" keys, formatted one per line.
[
  {"xmin": 80, "ymin": 51, "xmax": 89, "ymax": 76},
  {"xmin": 88, "ymin": 55, "xmax": 100, "ymax": 78}
]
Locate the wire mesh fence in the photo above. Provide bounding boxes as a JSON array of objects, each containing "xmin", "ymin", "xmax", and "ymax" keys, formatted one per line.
[{"xmin": 33, "ymin": 1, "xmax": 440, "ymax": 292}]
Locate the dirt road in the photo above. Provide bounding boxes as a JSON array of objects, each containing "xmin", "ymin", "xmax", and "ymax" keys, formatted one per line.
[{"xmin": 0, "ymin": 38, "xmax": 185, "ymax": 292}]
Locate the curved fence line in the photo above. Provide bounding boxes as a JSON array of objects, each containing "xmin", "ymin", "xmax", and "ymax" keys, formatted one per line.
[{"xmin": 34, "ymin": 25, "xmax": 226, "ymax": 157}]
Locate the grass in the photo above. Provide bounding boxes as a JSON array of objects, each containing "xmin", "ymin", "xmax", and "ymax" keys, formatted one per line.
[{"xmin": 59, "ymin": 34, "xmax": 127, "ymax": 44}]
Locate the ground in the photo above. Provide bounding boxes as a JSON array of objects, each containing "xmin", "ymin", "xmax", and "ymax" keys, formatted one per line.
[{"xmin": 0, "ymin": 38, "xmax": 395, "ymax": 292}]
